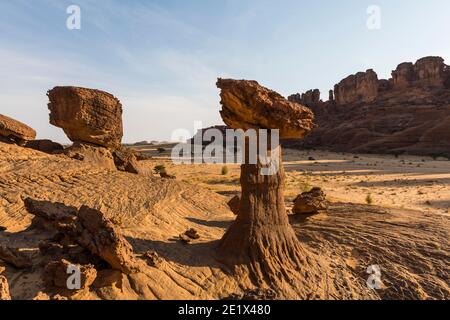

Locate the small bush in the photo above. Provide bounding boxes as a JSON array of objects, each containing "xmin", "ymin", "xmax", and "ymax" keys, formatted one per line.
[
  {"xmin": 221, "ymin": 165, "xmax": 229, "ymax": 175},
  {"xmin": 366, "ymin": 193, "xmax": 373, "ymax": 205},
  {"xmin": 154, "ymin": 165, "xmax": 167, "ymax": 175},
  {"xmin": 157, "ymin": 147, "xmax": 166, "ymax": 154}
]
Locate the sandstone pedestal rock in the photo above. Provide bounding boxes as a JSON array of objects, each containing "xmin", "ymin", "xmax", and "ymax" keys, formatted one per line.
[
  {"xmin": 0, "ymin": 114, "xmax": 36, "ymax": 146},
  {"xmin": 47, "ymin": 87, "xmax": 123, "ymax": 149},
  {"xmin": 216, "ymin": 78, "xmax": 315, "ymax": 286}
]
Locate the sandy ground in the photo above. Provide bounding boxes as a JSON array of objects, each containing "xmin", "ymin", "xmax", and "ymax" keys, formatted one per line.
[
  {"xmin": 0, "ymin": 142, "xmax": 448, "ymax": 300},
  {"xmin": 134, "ymin": 144, "xmax": 450, "ymax": 217}
]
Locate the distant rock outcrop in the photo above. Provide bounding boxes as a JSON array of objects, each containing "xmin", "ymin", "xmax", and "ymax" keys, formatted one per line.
[
  {"xmin": 0, "ymin": 114, "xmax": 36, "ymax": 146},
  {"xmin": 334, "ymin": 69, "xmax": 379, "ymax": 105},
  {"xmin": 288, "ymin": 56, "xmax": 450, "ymax": 156}
]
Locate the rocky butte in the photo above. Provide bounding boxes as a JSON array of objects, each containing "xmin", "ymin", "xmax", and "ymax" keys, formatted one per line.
[{"xmin": 287, "ymin": 56, "xmax": 450, "ymax": 156}]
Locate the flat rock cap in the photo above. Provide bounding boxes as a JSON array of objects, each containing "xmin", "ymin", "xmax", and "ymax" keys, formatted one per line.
[{"xmin": 216, "ymin": 79, "xmax": 314, "ymax": 139}]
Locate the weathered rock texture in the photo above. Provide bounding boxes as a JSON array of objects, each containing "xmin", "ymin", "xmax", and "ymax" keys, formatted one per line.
[
  {"xmin": 112, "ymin": 147, "xmax": 151, "ymax": 175},
  {"xmin": 25, "ymin": 139, "xmax": 64, "ymax": 154},
  {"xmin": 227, "ymin": 195, "xmax": 240, "ymax": 215},
  {"xmin": 216, "ymin": 79, "xmax": 316, "ymax": 288},
  {"xmin": 0, "ymin": 245, "xmax": 33, "ymax": 269},
  {"xmin": 43, "ymin": 259, "xmax": 97, "ymax": 290},
  {"xmin": 63, "ymin": 142, "xmax": 116, "ymax": 171},
  {"xmin": 24, "ymin": 198, "xmax": 138, "ymax": 274},
  {"xmin": 218, "ymin": 79, "xmax": 314, "ymax": 138},
  {"xmin": 288, "ymin": 56, "xmax": 450, "ymax": 156},
  {"xmin": 0, "ymin": 276, "xmax": 11, "ymax": 300},
  {"xmin": 333, "ymin": 69, "xmax": 379, "ymax": 105},
  {"xmin": 293, "ymin": 187, "xmax": 328, "ymax": 215},
  {"xmin": 47, "ymin": 87, "xmax": 123, "ymax": 149},
  {"xmin": 0, "ymin": 114, "xmax": 36, "ymax": 146}
]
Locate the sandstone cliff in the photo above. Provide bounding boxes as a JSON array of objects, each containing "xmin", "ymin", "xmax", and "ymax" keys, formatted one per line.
[{"xmin": 288, "ymin": 56, "xmax": 450, "ymax": 156}]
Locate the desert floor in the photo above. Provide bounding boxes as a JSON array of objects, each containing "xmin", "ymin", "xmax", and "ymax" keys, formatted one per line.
[
  {"xmin": 134, "ymin": 144, "xmax": 450, "ymax": 217},
  {"xmin": 1, "ymin": 142, "xmax": 449, "ymax": 300}
]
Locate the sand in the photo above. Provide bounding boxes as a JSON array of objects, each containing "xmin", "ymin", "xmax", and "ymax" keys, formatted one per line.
[{"xmin": 0, "ymin": 142, "xmax": 448, "ymax": 300}]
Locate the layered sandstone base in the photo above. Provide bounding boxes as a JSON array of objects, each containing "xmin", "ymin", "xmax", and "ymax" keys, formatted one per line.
[{"xmin": 218, "ymin": 138, "xmax": 313, "ymax": 289}]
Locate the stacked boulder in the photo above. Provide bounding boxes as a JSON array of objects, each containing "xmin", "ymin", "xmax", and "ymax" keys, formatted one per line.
[{"xmin": 47, "ymin": 86, "xmax": 149, "ymax": 175}]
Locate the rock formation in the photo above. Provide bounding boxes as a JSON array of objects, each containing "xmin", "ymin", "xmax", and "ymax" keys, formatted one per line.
[
  {"xmin": 112, "ymin": 147, "xmax": 150, "ymax": 175},
  {"xmin": 24, "ymin": 198, "xmax": 139, "ymax": 274},
  {"xmin": 216, "ymin": 78, "xmax": 315, "ymax": 286},
  {"xmin": 227, "ymin": 195, "xmax": 240, "ymax": 215},
  {"xmin": 288, "ymin": 56, "xmax": 450, "ymax": 156},
  {"xmin": 334, "ymin": 69, "xmax": 379, "ymax": 105},
  {"xmin": 218, "ymin": 79, "xmax": 314, "ymax": 139},
  {"xmin": 0, "ymin": 276, "xmax": 11, "ymax": 300},
  {"xmin": 288, "ymin": 89, "xmax": 321, "ymax": 106},
  {"xmin": 0, "ymin": 245, "xmax": 33, "ymax": 269},
  {"xmin": 0, "ymin": 114, "xmax": 36, "ymax": 146},
  {"xmin": 47, "ymin": 87, "xmax": 123, "ymax": 149},
  {"xmin": 293, "ymin": 187, "xmax": 328, "ymax": 215},
  {"xmin": 25, "ymin": 139, "xmax": 64, "ymax": 154},
  {"xmin": 62, "ymin": 142, "xmax": 117, "ymax": 171},
  {"xmin": 47, "ymin": 86, "xmax": 149, "ymax": 174},
  {"xmin": 43, "ymin": 259, "xmax": 97, "ymax": 290}
]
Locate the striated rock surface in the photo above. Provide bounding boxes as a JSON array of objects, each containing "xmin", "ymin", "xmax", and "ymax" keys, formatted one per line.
[
  {"xmin": 217, "ymin": 79, "xmax": 314, "ymax": 139},
  {"xmin": 63, "ymin": 142, "xmax": 116, "ymax": 171},
  {"xmin": 0, "ymin": 114, "xmax": 36, "ymax": 146},
  {"xmin": 24, "ymin": 198, "xmax": 139, "ymax": 274},
  {"xmin": 288, "ymin": 56, "xmax": 450, "ymax": 156},
  {"xmin": 47, "ymin": 87, "xmax": 123, "ymax": 149},
  {"xmin": 293, "ymin": 187, "xmax": 328, "ymax": 215}
]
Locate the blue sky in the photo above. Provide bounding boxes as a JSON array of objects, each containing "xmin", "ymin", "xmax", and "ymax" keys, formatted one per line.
[{"xmin": 1, "ymin": 0, "xmax": 449, "ymax": 143}]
